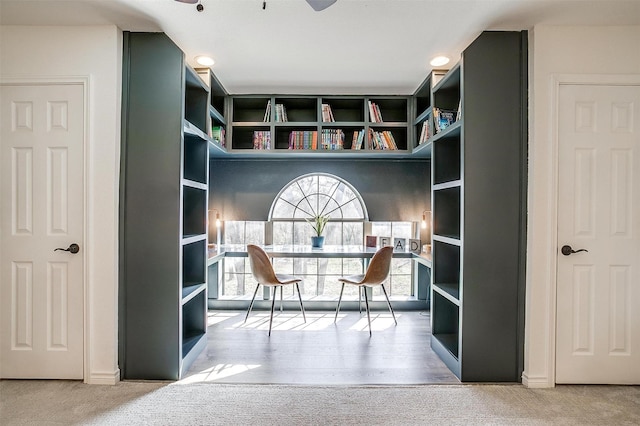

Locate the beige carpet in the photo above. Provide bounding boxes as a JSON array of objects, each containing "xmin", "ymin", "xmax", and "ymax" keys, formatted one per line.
[{"xmin": 1, "ymin": 380, "xmax": 639, "ymax": 425}]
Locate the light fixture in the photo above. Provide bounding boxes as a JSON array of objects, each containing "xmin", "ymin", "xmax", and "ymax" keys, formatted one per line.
[
  {"xmin": 421, "ymin": 210, "xmax": 431, "ymax": 230},
  {"xmin": 430, "ymin": 56, "xmax": 450, "ymax": 67},
  {"xmin": 306, "ymin": 0, "xmax": 337, "ymax": 11},
  {"xmin": 195, "ymin": 55, "xmax": 215, "ymax": 67},
  {"xmin": 210, "ymin": 209, "xmax": 221, "ymax": 228},
  {"xmin": 175, "ymin": 0, "xmax": 198, "ymax": 3}
]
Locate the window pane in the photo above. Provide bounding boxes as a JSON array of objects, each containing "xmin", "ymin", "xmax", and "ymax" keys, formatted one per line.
[
  {"xmin": 343, "ymin": 222, "xmax": 363, "ymax": 245},
  {"xmin": 273, "ymin": 221, "xmax": 293, "ymax": 245},
  {"xmin": 393, "ymin": 222, "xmax": 413, "ymax": 239},
  {"xmin": 224, "ymin": 221, "xmax": 245, "ymax": 244},
  {"xmin": 245, "ymin": 221, "xmax": 265, "ymax": 244}
]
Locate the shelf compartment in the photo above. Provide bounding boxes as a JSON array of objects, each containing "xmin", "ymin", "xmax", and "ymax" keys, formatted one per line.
[
  {"xmin": 274, "ymin": 97, "xmax": 317, "ymax": 122},
  {"xmin": 182, "ymin": 283, "xmax": 206, "ymax": 304},
  {"xmin": 184, "ymin": 67, "xmax": 209, "ymax": 134},
  {"xmin": 231, "ymin": 125, "xmax": 271, "ymax": 150},
  {"xmin": 232, "ymin": 97, "xmax": 271, "ymax": 122},
  {"xmin": 433, "ymin": 240, "xmax": 460, "ymax": 290},
  {"xmin": 367, "ymin": 97, "xmax": 408, "ymax": 123},
  {"xmin": 183, "ymin": 134, "xmax": 208, "ymax": 184},
  {"xmin": 182, "ymin": 238, "xmax": 206, "ymax": 287},
  {"xmin": 181, "ymin": 289, "xmax": 206, "ymax": 359},
  {"xmin": 432, "ymin": 291, "xmax": 459, "ymax": 359},
  {"xmin": 433, "ymin": 133, "xmax": 461, "ymax": 185},
  {"xmin": 366, "ymin": 126, "xmax": 407, "ymax": 151},
  {"xmin": 433, "ymin": 186, "xmax": 461, "ymax": 239},
  {"xmin": 433, "ymin": 283, "xmax": 460, "ymax": 304},
  {"xmin": 276, "ymin": 126, "xmax": 319, "ymax": 150},
  {"xmin": 432, "ymin": 64, "xmax": 461, "ymax": 112},
  {"xmin": 321, "ymin": 97, "xmax": 365, "ymax": 122},
  {"xmin": 183, "ymin": 186, "xmax": 207, "ymax": 237}
]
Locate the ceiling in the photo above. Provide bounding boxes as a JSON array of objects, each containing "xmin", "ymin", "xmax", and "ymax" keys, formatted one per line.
[{"xmin": 2, "ymin": 0, "xmax": 639, "ymax": 94}]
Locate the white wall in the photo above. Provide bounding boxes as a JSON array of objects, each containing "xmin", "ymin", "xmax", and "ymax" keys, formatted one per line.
[
  {"xmin": 524, "ymin": 25, "xmax": 640, "ymax": 388},
  {"xmin": 0, "ymin": 25, "xmax": 122, "ymax": 384}
]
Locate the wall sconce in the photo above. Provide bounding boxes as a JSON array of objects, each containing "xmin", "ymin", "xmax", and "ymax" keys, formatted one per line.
[
  {"xmin": 212, "ymin": 209, "xmax": 221, "ymax": 228},
  {"xmin": 421, "ymin": 210, "xmax": 431, "ymax": 229}
]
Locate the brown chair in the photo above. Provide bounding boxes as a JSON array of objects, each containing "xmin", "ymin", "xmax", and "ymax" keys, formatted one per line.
[
  {"xmin": 245, "ymin": 244, "xmax": 306, "ymax": 335},
  {"xmin": 334, "ymin": 245, "xmax": 397, "ymax": 335}
]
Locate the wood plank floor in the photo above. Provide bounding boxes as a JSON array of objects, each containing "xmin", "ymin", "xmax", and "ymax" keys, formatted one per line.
[{"xmin": 183, "ymin": 310, "xmax": 460, "ymax": 385}]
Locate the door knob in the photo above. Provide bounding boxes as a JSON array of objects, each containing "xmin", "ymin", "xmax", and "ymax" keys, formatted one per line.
[
  {"xmin": 54, "ymin": 243, "xmax": 80, "ymax": 254},
  {"xmin": 561, "ymin": 245, "xmax": 588, "ymax": 256}
]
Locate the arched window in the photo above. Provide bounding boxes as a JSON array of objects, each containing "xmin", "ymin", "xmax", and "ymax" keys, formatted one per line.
[{"xmin": 269, "ymin": 173, "xmax": 367, "ymax": 246}]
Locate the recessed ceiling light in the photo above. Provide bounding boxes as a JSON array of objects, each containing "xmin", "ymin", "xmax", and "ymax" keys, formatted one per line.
[
  {"xmin": 195, "ymin": 56, "xmax": 215, "ymax": 67},
  {"xmin": 430, "ymin": 56, "xmax": 450, "ymax": 67}
]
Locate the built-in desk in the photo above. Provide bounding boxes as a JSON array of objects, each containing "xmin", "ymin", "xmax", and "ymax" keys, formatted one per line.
[
  {"xmin": 207, "ymin": 245, "xmax": 431, "ymax": 310},
  {"xmin": 208, "ymin": 244, "xmax": 431, "ymax": 264}
]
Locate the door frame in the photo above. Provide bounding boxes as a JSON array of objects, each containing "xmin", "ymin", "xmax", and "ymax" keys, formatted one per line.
[
  {"xmin": 539, "ymin": 73, "xmax": 640, "ymax": 387},
  {"xmin": 0, "ymin": 76, "xmax": 90, "ymax": 381}
]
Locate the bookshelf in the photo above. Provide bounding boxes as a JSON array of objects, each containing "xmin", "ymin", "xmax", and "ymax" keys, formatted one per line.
[
  {"xmin": 120, "ymin": 32, "xmax": 221, "ymax": 380},
  {"xmin": 228, "ymin": 95, "xmax": 410, "ymax": 155},
  {"xmin": 196, "ymin": 68, "xmax": 228, "ymax": 154},
  {"xmin": 429, "ymin": 31, "xmax": 528, "ymax": 382}
]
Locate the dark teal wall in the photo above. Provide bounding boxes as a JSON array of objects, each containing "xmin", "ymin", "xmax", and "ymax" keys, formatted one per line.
[{"xmin": 209, "ymin": 158, "xmax": 430, "ymax": 222}]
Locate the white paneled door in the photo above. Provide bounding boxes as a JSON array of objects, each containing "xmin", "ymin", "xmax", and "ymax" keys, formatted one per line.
[
  {"xmin": 1, "ymin": 84, "xmax": 84, "ymax": 379},
  {"xmin": 556, "ymin": 84, "xmax": 640, "ymax": 384}
]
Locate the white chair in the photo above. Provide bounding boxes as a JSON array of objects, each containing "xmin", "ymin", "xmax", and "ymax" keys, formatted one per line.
[
  {"xmin": 334, "ymin": 246, "xmax": 397, "ymax": 335},
  {"xmin": 245, "ymin": 244, "xmax": 306, "ymax": 335}
]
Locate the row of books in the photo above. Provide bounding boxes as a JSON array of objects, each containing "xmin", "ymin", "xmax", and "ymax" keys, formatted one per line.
[
  {"xmin": 211, "ymin": 126, "xmax": 225, "ymax": 147},
  {"xmin": 252, "ymin": 130, "xmax": 271, "ymax": 150},
  {"xmin": 433, "ymin": 103, "xmax": 461, "ymax": 133},
  {"xmin": 367, "ymin": 100, "xmax": 384, "ymax": 123},
  {"xmin": 263, "ymin": 100, "xmax": 288, "ymax": 122},
  {"xmin": 289, "ymin": 130, "xmax": 317, "ymax": 150},
  {"xmin": 350, "ymin": 129, "xmax": 398, "ymax": 150},
  {"xmin": 320, "ymin": 129, "xmax": 345, "ymax": 150},
  {"xmin": 417, "ymin": 120, "xmax": 431, "ymax": 145},
  {"xmin": 321, "ymin": 103, "xmax": 335, "ymax": 123}
]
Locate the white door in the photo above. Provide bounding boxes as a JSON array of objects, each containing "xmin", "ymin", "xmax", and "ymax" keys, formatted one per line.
[
  {"xmin": 0, "ymin": 84, "xmax": 84, "ymax": 379},
  {"xmin": 556, "ymin": 83, "xmax": 640, "ymax": 384}
]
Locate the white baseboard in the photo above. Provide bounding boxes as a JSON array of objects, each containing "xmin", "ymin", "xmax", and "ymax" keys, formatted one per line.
[
  {"xmin": 522, "ymin": 372, "xmax": 555, "ymax": 388},
  {"xmin": 86, "ymin": 369, "xmax": 120, "ymax": 385}
]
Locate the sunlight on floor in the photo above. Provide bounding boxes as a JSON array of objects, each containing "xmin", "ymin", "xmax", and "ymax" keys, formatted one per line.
[
  {"xmin": 207, "ymin": 311, "xmax": 402, "ymax": 332},
  {"xmin": 178, "ymin": 363, "xmax": 262, "ymax": 384}
]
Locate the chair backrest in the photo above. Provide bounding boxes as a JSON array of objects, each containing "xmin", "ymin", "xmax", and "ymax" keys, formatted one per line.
[
  {"xmin": 247, "ymin": 244, "xmax": 280, "ymax": 286},
  {"xmin": 362, "ymin": 246, "xmax": 393, "ymax": 285}
]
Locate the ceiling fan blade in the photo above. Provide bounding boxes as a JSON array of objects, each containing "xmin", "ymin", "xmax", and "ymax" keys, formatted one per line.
[
  {"xmin": 305, "ymin": 0, "xmax": 337, "ymax": 11},
  {"xmin": 175, "ymin": 0, "xmax": 199, "ymax": 4}
]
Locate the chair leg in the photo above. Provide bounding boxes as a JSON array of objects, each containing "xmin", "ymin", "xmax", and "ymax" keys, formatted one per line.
[
  {"xmin": 334, "ymin": 282, "xmax": 345, "ymax": 323},
  {"xmin": 268, "ymin": 287, "xmax": 277, "ymax": 336},
  {"xmin": 295, "ymin": 282, "xmax": 306, "ymax": 322},
  {"xmin": 363, "ymin": 285, "xmax": 372, "ymax": 336},
  {"xmin": 280, "ymin": 285, "xmax": 284, "ymax": 312},
  {"xmin": 358, "ymin": 286, "xmax": 362, "ymax": 314},
  {"xmin": 381, "ymin": 284, "xmax": 397, "ymax": 325},
  {"xmin": 244, "ymin": 283, "xmax": 260, "ymax": 323}
]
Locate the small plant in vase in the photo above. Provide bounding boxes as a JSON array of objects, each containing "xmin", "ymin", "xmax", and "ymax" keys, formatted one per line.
[{"xmin": 306, "ymin": 214, "xmax": 329, "ymax": 248}]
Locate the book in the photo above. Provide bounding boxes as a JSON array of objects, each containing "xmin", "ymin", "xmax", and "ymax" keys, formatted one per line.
[
  {"xmin": 211, "ymin": 126, "xmax": 225, "ymax": 147},
  {"xmin": 274, "ymin": 103, "xmax": 288, "ymax": 122},
  {"xmin": 252, "ymin": 130, "xmax": 271, "ymax": 150},
  {"xmin": 263, "ymin": 100, "xmax": 271, "ymax": 122},
  {"xmin": 288, "ymin": 130, "xmax": 318, "ymax": 150},
  {"xmin": 433, "ymin": 107, "xmax": 456, "ymax": 133},
  {"xmin": 321, "ymin": 103, "xmax": 335, "ymax": 122},
  {"xmin": 367, "ymin": 100, "xmax": 383, "ymax": 123}
]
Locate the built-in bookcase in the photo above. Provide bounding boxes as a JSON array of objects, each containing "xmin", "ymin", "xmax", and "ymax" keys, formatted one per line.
[
  {"xmin": 120, "ymin": 32, "xmax": 227, "ymax": 380},
  {"xmin": 228, "ymin": 95, "xmax": 409, "ymax": 154},
  {"xmin": 428, "ymin": 31, "xmax": 528, "ymax": 382}
]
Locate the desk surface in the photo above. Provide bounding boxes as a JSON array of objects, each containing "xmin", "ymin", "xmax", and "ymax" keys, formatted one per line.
[{"xmin": 207, "ymin": 244, "xmax": 432, "ymax": 267}]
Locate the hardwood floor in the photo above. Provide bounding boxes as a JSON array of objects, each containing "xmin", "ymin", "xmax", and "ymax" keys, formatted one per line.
[{"xmin": 183, "ymin": 310, "xmax": 460, "ymax": 385}]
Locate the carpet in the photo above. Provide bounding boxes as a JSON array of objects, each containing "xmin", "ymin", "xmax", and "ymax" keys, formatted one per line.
[{"xmin": 1, "ymin": 380, "xmax": 639, "ymax": 425}]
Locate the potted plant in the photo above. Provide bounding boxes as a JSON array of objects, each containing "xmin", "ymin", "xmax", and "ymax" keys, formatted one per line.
[{"xmin": 306, "ymin": 214, "xmax": 329, "ymax": 248}]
